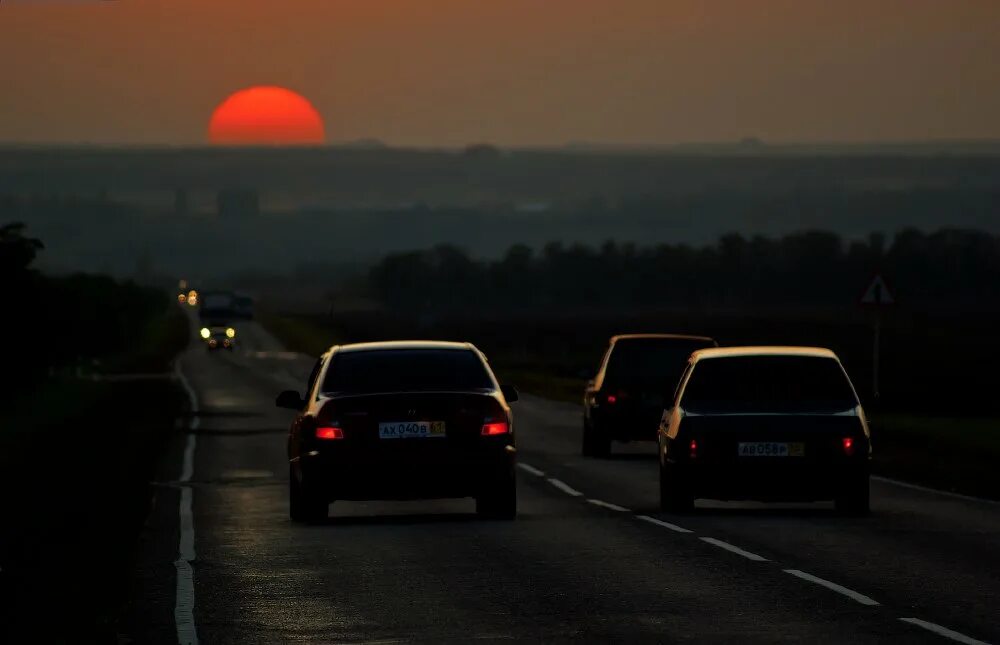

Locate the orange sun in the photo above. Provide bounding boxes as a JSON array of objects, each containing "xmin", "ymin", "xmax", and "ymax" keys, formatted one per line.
[{"xmin": 208, "ymin": 86, "xmax": 326, "ymax": 145}]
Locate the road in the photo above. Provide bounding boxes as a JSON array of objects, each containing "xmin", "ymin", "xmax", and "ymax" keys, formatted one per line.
[{"xmin": 128, "ymin": 321, "xmax": 999, "ymax": 644}]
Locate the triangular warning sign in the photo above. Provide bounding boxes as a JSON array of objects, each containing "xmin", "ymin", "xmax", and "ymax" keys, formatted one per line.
[{"xmin": 860, "ymin": 274, "xmax": 895, "ymax": 306}]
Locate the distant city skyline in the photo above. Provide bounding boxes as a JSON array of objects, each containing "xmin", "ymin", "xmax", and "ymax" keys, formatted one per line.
[{"xmin": 2, "ymin": 0, "xmax": 998, "ymax": 146}]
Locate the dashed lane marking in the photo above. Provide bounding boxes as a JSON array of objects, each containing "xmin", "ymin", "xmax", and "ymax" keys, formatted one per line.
[
  {"xmin": 517, "ymin": 463, "xmax": 546, "ymax": 477},
  {"xmin": 546, "ymin": 478, "xmax": 583, "ymax": 497},
  {"xmin": 783, "ymin": 569, "xmax": 879, "ymax": 606},
  {"xmin": 701, "ymin": 537, "xmax": 769, "ymax": 561},
  {"xmin": 586, "ymin": 499, "xmax": 630, "ymax": 512},
  {"xmin": 635, "ymin": 514, "xmax": 694, "ymax": 534},
  {"xmin": 898, "ymin": 618, "xmax": 989, "ymax": 645}
]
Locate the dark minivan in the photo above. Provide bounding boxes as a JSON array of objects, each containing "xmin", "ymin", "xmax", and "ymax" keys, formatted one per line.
[{"xmin": 583, "ymin": 334, "xmax": 718, "ymax": 457}]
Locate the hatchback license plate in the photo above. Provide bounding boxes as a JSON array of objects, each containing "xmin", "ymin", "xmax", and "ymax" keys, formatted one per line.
[
  {"xmin": 378, "ymin": 421, "xmax": 446, "ymax": 439},
  {"xmin": 738, "ymin": 442, "xmax": 804, "ymax": 457}
]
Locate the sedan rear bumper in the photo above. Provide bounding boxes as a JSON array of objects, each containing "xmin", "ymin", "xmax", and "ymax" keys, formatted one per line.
[{"xmin": 297, "ymin": 444, "xmax": 516, "ymax": 501}]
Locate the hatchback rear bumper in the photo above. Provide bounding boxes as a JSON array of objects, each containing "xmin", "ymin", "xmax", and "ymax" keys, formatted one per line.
[{"xmin": 682, "ymin": 462, "xmax": 868, "ymax": 502}]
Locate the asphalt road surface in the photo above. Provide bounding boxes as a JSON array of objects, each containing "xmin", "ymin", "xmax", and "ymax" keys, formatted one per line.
[{"xmin": 127, "ymin": 321, "xmax": 999, "ymax": 644}]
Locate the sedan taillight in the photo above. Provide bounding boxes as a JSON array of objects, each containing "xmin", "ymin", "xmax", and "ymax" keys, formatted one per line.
[{"xmin": 316, "ymin": 425, "xmax": 345, "ymax": 440}]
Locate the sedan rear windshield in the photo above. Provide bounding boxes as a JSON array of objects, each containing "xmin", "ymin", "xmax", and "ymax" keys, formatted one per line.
[
  {"xmin": 322, "ymin": 349, "xmax": 494, "ymax": 394},
  {"xmin": 681, "ymin": 356, "xmax": 858, "ymax": 414},
  {"xmin": 604, "ymin": 339, "xmax": 715, "ymax": 390}
]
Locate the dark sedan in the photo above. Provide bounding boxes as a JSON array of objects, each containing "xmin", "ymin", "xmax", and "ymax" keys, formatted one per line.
[
  {"xmin": 583, "ymin": 334, "xmax": 717, "ymax": 457},
  {"xmin": 657, "ymin": 347, "xmax": 871, "ymax": 514},
  {"xmin": 277, "ymin": 341, "xmax": 519, "ymax": 522}
]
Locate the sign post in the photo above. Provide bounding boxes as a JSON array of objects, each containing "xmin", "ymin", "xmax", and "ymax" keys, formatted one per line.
[{"xmin": 859, "ymin": 274, "xmax": 895, "ymax": 399}]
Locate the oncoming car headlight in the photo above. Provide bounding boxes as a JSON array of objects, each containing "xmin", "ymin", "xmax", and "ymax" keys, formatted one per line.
[
  {"xmin": 225, "ymin": 327, "xmax": 236, "ymax": 338},
  {"xmin": 200, "ymin": 327, "xmax": 211, "ymax": 339}
]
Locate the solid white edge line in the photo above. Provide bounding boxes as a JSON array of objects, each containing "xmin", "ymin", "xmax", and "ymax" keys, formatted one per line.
[
  {"xmin": 586, "ymin": 499, "xmax": 630, "ymax": 512},
  {"xmin": 783, "ymin": 569, "xmax": 879, "ymax": 606},
  {"xmin": 174, "ymin": 359, "xmax": 199, "ymax": 645},
  {"xmin": 898, "ymin": 618, "xmax": 989, "ymax": 645},
  {"xmin": 634, "ymin": 515, "xmax": 693, "ymax": 534},
  {"xmin": 174, "ymin": 360, "xmax": 199, "ymax": 413},
  {"xmin": 700, "ymin": 537, "xmax": 769, "ymax": 562},
  {"xmin": 546, "ymin": 478, "xmax": 583, "ymax": 497},
  {"xmin": 517, "ymin": 463, "xmax": 546, "ymax": 477},
  {"xmin": 873, "ymin": 476, "xmax": 1000, "ymax": 507}
]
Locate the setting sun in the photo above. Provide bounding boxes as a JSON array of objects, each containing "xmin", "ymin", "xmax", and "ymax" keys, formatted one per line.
[{"xmin": 208, "ymin": 86, "xmax": 325, "ymax": 145}]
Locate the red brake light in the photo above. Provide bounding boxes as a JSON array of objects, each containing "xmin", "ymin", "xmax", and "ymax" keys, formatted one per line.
[
  {"xmin": 316, "ymin": 425, "xmax": 344, "ymax": 440},
  {"xmin": 606, "ymin": 394, "xmax": 617, "ymax": 404},
  {"xmin": 689, "ymin": 439, "xmax": 698, "ymax": 459},
  {"xmin": 481, "ymin": 421, "xmax": 510, "ymax": 436},
  {"xmin": 842, "ymin": 437, "xmax": 855, "ymax": 456}
]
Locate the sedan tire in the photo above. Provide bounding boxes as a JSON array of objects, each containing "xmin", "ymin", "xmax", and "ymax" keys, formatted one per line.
[
  {"xmin": 835, "ymin": 475, "xmax": 870, "ymax": 516},
  {"xmin": 659, "ymin": 462, "xmax": 694, "ymax": 513},
  {"xmin": 289, "ymin": 466, "xmax": 328, "ymax": 523},
  {"xmin": 476, "ymin": 472, "xmax": 517, "ymax": 520},
  {"xmin": 582, "ymin": 420, "xmax": 611, "ymax": 458}
]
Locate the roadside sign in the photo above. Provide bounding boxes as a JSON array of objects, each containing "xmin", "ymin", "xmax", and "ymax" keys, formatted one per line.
[
  {"xmin": 858, "ymin": 273, "xmax": 895, "ymax": 400},
  {"xmin": 859, "ymin": 274, "xmax": 895, "ymax": 306}
]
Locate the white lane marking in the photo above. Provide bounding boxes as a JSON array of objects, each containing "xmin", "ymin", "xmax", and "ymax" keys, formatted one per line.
[
  {"xmin": 175, "ymin": 360, "xmax": 199, "ymax": 412},
  {"xmin": 586, "ymin": 499, "xmax": 630, "ymax": 512},
  {"xmin": 700, "ymin": 537, "xmax": 769, "ymax": 562},
  {"xmin": 635, "ymin": 514, "xmax": 693, "ymax": 534},
  {"xmin": 517, "ymin": 463, "xmax": 546, "ymax": 477},
  {"xmin": 783, "ymin": 569, "xmax": 879, "ymax": 606},
  {"xmin": 174, "ymin": 359, "xmax": 199, "ymax": 645},
  {"xmin": 898, "ymin": 618, "xmax": 989, "ymax": 645},
  {"xmin": 873, "ymin": 476, "xmax": 1000, "ymax": 507},
  {"xmin": 546, "ymin": 478, "xmax": 583, "ymax": 497}
]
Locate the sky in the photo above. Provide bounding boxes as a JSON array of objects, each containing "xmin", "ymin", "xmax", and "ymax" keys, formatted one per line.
[{"xmin": 1, "ymin": 0, "xmax": 998, "ymax": 147}]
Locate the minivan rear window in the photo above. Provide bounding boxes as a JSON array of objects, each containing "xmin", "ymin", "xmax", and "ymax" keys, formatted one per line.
[
  {"xmin": 681, "ymin": 356, "xmax": 858, "ymax": 414},
  {"xmin": 322, "ymin": 349, "xmax": 494, "ymax": 394}
]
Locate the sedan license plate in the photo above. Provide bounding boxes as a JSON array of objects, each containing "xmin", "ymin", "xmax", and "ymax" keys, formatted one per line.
[
  {"xmin": 378, "ymin": 421, "xmax": 446, "ymax": 439},
  {"xmin": 738, "ymin": 442, "xmax": 805, "ymax": 457}
]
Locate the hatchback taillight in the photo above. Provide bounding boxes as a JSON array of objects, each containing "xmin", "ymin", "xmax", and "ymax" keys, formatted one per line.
[{"xmin": 482, "ymin": 421, "xmax": 510, "ymax": 436}]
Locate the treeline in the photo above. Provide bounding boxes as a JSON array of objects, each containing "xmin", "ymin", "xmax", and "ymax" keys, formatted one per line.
[
  {"xmin": 2, "ymin": 222, "xmax": 171, "ymax": 394},
  {"xmin": 369, "ymin": 228, "xmax": 1000, "ymax": 311}
]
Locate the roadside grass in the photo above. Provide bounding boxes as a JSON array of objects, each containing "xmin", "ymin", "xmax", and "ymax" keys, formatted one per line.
[
  {"xmin": 871, "ymin": 415, "xmax": 1000, "ymax": 499},
  {"xmin": 261, "ymin": 310, "xmax": 1000, "ymax": 502},
  {"xmin": 0, "ymin": 305, "xmax": 189, "ymax": 642},
  {"xmin": 257, "ymin": 309, "xmax": 341, "ymax": 357}
]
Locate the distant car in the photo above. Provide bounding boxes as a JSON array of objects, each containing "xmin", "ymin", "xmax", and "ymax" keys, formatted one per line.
[
  {"xmin": 200, "ymin": 325, "xmax": 236, "ymax": 351},
  {"xmin": 276, "ymin": 341, "xmax": 519, "ymax": 522},
  {"xmin": 657, "ymin": 347, "xmax": 871, "ymax": 514},
  {"xmin": 583, "ymin": 334, "xmax": 718, "ymax": 457}
]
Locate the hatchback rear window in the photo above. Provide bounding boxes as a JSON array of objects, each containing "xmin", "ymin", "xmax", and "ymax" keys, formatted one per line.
[
  {"xmin": 604, "ymin": 339, "xmax": 716, "ymax": 390},
  {"xmin": 322, "ymin": 349, "xmax": 494, "ymax": 394},
  {"xmin": 681, "ymin": 356, "xmax": 858, "ymax": 414}
]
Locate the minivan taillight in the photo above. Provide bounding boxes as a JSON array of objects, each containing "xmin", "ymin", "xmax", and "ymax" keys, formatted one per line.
[
  {"xmin": 316, "ymin": 425, "xmax": 345, "ymax": 440},
  {"xmin": 482, "ymin": 421, "xmax": 510, "ymax": 436}
]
